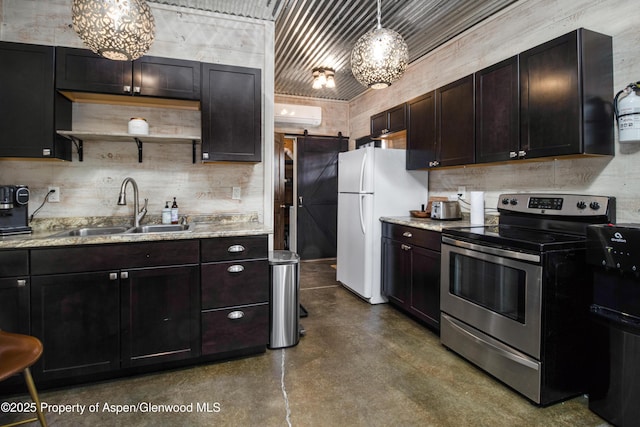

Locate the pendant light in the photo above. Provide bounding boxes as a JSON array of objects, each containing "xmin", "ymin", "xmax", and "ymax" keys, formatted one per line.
[
  {"xmin": 72, "ymin": 0, "xmax": 156, "ymax": 61},
  {"xmin": 350, "ymin": 0, "xmax": 408, "ymax": 89}
]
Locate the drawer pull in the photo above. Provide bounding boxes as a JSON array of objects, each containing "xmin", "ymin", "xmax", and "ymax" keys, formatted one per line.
[
  {"xmin": 109, "ymin": 272, "xmax": 118, "ymax": 281},
  {"xmin": 401, "ymin": 244, "xmax": 412, "ymax": 251},
  {"xmin": 402, "ymin": 231, "xmax": 412, "ymax": 238},
  {"xmin": 17, "ymin": 279, "xmax": 26, "ymax": 287},
  {"xmin": 120, "ymin": 271, "xmax": 129, "ymax": 279},
  {"xmin": 227, "ymin": 310, "xmax": 244, "ymax": 320},
  {"xmin": 227, "ymin": 265, "xmax": 245, "ymax": 273},
  {"xmin": 228, "ymin": 244, "xmax": 246, "ymax": 253}
]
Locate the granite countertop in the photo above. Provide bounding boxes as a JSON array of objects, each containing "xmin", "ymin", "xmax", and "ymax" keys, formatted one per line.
[
  {"xmin": 0, "ymin": 214, "xmax": 271, "ymax": 249},
  {"xmin": 380, "ymin": 214, "xmax": 499, "ymax": 232}
]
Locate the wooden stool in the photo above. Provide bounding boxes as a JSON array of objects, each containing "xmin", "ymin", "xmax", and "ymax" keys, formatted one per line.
[{"xmin": 0, "ymin": 331, "xmax": 47, "ymax": 427}]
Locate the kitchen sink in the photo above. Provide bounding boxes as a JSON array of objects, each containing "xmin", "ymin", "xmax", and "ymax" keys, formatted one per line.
[
  {"xmin": 125, "ymin": 224, "xmax": 191, "ymax": 233},
  {"xmin": 48, "ymin": 226, "xmax": 130, "ymax": 238}
]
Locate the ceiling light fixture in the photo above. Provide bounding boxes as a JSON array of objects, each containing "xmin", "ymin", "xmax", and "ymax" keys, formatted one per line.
[
  {"xmin": 72, "ymin": 0, "xmax": 156, "ymax": 61},
  {"xmin": 312, "ymin": 68, "xmax": 336, "ymax": 89},
  {"xmin": 350, "ymin": 0, "xmax": 409, "ymax": 89}
]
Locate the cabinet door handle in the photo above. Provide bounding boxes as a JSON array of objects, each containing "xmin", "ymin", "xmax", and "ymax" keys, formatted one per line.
[
  {"xmin": 123, "ymin": 85, "xmax": 131, "ymax": 93},
  {"xmin": 202, "ymin": 152, "xmax": 210, "ymax": 160},
  {"xmin": 518, "ymin": 150, "xmax": 527, "ymax": 158},
  {"xmin": 227, "ymin": 244, "xmax": 246, "ymax": 253},
  {"xmin": 109, "ymin": 272, "xmax": 118, "ymax": 281},
  {"xmin": 402, "ymin": 231, "xmax": 412, "ymax": 238},
  {"xmin": 120, "ymin": 271, "xmax": 129, "ymax": 279},
  {"xmin": 401, "ymin": 244, "xmax": 412, "ymax": 251},
  {"xmin": 227, "ymin": 265, "xmax": 245, "ymax": 273},
  {"xmin": 17, "ymin": 279, "xmax": 26, "ymax": 287},
  {"xmin": 133, "ymin": 86, "xmax": 141, "ymax": 94},
  {"xmin": 509, "ymin": 151, "xmax": 518, "ymax": 159},
  {"xmin": 227, "ymin": 310, "xmax": 244, "ymax": 320}
]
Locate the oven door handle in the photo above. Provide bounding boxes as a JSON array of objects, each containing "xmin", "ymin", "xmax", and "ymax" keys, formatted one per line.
[
  {"xmin": 444, "ymin": 314, "xmax": 540, "ymax": 370},
  {"xmin": 441, "ymin": 236, "xmax": 541, "ymax": 263}
]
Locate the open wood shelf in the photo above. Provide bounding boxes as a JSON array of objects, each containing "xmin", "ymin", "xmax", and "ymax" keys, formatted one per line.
[{"xmin": 57, "ymin": 131, "xmax": 201, "ymax": 163}]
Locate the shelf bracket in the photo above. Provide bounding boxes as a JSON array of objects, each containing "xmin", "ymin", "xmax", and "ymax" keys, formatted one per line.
[
  {"xmin": 134, "ymin": 137, "xmax": 143, "ymax": 163},
  {"xmin": 69, "ymin": 136, "xmax": 84, "ymax": 162},
  {"xmin": 192, "ymin": 140, "xmax": 197, "ymax": 164}
]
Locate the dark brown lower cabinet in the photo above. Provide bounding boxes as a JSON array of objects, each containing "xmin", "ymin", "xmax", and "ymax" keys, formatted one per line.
[
  {"xmin": 21, "ymin": 236, "xmax": 268, "ymax": 389},
  {"xmin": 121, "ymin": 265, "xmax": 200, "ymax": 368},
  {"xmin": 202, "ymin": 304, "xmax": 269, "ymax": 355},
  {"xmin": 200, "ymin": 236, "xmax": 269, "ymax": 355},
  {"xmin": 31, "ymin": 271, "xmax": 120, "ymax": 381},
  {"xmin": 0, "ymin": 250, "xmax": 30, "ymax": 334},
  {"xmin": 382, "ymin": 222, "xmax": 441, "ymax": 331}
]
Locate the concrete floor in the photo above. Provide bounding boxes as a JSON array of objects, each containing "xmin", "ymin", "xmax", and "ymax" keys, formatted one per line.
[{"xmin": 2, "ymin": 260, "xmax": 610, "ymax": 426}]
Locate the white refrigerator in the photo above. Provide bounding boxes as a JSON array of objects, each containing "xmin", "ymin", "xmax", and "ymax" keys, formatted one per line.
[{"xmin": 336, "ymin": 147, "xmax": 428, "ymax": 304}]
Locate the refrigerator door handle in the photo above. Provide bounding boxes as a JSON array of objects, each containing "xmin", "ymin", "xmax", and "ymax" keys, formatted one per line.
[
  {"xmin": 359, "ymin": 151, "xmax": 367, "ymax": 193},
  {"xmin": 359, "ymin": 194, "xmax": 366, "ymax": 234}
]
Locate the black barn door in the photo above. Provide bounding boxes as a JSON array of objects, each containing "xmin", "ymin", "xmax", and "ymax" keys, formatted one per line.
[{"xmin": 296, "ymin": 133, "xmax": 348, "ymax": 259}]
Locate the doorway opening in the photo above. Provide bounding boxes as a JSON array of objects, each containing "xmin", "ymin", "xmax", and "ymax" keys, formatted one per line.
[{"xmin": 273, "ymin": 132, "xmax": 347, "ymax": 259}]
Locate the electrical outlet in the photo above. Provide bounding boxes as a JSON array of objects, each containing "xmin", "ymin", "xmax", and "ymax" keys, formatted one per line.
[
  {"xmin": 457, "ymin": 186, "xmax": 466, "ymax": 199},
  {"xmin": 232, "ymin": 187, "xmax": 241, "ymax": 200},
  {"xmin": 48, "ymin": 186, "xmax": 60, "ymax": 202}
]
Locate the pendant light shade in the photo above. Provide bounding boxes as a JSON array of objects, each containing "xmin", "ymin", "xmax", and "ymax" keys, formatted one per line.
[
  {"xmin": 351, "ymin": 0, "xmax": 408, "ymax": 89},
  {"xmin": 72, "ymin": 0, "xmax": 156, "ymax": 61}
]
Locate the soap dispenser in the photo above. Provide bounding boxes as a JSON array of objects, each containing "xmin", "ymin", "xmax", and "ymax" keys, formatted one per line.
[
  {"xmin": 171, "ymin": 197, "xmax": 179, "ymax": 224},
  {"xmin": 162, "ymin": 201, "xmax": 171, "ymax": 224}
]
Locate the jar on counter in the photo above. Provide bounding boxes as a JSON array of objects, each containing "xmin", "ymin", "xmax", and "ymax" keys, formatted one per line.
[{"xmin": 128, "ymin": 118, "xmax": 149, "ymax": 135}]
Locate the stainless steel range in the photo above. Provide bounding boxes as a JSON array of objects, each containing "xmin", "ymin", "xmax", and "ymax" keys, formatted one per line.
[{"xmin": 440, "ymin": 193, "xmax": 616, "ymax": 406}]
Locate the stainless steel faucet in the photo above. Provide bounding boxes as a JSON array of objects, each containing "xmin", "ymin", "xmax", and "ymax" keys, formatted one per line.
[{"xmin": 117, "ymin": 177, "xmax": 148, "ymax": 227}]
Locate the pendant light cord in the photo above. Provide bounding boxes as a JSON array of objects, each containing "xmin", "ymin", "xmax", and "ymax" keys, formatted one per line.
[{"xmin": 376, "ymin": 0, "xmax": 382, "ymax": 29}]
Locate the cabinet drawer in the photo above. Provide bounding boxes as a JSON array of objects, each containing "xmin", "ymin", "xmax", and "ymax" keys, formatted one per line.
[
  {"xmin": 382, "ymin": 222, "xmax": 441, "ymax": 251},
  {"xmin": 0, "ymin": 250, "xmax": 28, "ymax": 276},
  {"xmin": 201, "ymin": 260, "xmax": 268, "ymax": 309},
  {"xmin": 201, "ymin": 304, "xmax": 268, "ymax": 355},
  {"xmin": 31, "ymin": 240, "xmax": 199, "ymax": 275},
  {"xmin": 201, "ymin": 236, "xmax": 268, "ymax": 262}
]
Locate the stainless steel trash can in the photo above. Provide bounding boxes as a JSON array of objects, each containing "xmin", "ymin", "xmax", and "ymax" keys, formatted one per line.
[{"xmin": 269, "ymin": 250, "xmax": 300, "ymax": 349}]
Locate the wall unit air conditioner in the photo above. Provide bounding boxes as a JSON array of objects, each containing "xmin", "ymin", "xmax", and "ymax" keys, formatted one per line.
[{"xmin": 275, "ymin": 103, "xmax": 322, "ymax": 127}]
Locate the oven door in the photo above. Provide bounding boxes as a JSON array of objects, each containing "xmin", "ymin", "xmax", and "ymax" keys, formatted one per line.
[{"xmin": 440, "ymin": 236, "xmax": 543, "ymax": 359}]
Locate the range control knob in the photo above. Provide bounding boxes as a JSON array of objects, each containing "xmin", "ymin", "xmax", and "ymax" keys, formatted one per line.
[
  {"xmin": 590, "ymin": 201, "xmax": 601, "ymax": 210},
  {"xmin": 501, "ymin": 198, "xmax": 510, "ymax": 205},
  {"xmin": 576, "ymin": 201, "xmax": 587, "ymax": 210},
  {"xmin": 510, "ymin": 198, "xmax": 518, "ymax": 206}
]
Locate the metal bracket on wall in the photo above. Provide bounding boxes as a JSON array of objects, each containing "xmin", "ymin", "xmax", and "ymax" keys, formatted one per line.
[
  {"xmin": 134, "ymin": 137, "xmax": 143, "ymax": 163},
  {"xmin": 68, "ymin": 135, "xmax": 84, "ymax": 162}
]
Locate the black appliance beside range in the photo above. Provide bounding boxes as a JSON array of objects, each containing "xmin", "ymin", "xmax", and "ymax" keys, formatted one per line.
[
  {"xmin": 586, "ymin": 224, "xmax": 640, "ymax": 427},
  {"xmin": 0, "ymin": 185, "xmax": 31, "ymax": 235},
  {"xmin": 439, "ymin": 193, "xmax": 616, "ymax": 406}
]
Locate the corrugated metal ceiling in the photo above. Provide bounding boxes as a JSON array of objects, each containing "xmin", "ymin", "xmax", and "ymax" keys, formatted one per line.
[{"xmin": 149, "ymin": 0, "xmax": 518, "ymax": 101}]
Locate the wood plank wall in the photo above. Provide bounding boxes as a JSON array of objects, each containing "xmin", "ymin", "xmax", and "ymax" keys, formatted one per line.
[
  {"xmin": 348, "ymin": 0, "xmax": 640, "ymax": 223},
  {"xmin": 0, "ymin": 0, "xmax": 274, "ymax": 226}
]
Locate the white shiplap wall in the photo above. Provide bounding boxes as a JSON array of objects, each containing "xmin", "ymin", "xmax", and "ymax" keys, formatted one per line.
[
  {"xmin": 0, "ymin": 0, "xmax": 274, "ymax": 227},
  {"xmin": 349, "ymin": 0, "xmax": 640, "ymax": 223}
]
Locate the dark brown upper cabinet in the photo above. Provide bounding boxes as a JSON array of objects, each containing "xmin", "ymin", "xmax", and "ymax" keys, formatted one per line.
[
  {"xmin": 475, "ymin": 56, "xmax": 520, "ymax": 163},
  {"xmin": 406, "ymin": 91, "xmax": 436, "ymax": 170},
  {"xmin": 436, "ymin": 75, "xmax": 475, "ymax": 167},
  {"xmin": 55, "ymin": 47, "xmax": 201, "ymax": 100},
  {"xmin": 371, "ymin": 103, "xmax": 406, "ymax": 137},
  {"xmin": 0, "ymin": 42, "xmax": 72, "ymax": 160},
  {"xmin": 201, "ymin": 63, "xmax": 262, "ymax": 162},
  {"xmin": 520, "ymin": 28, "xmax": 613, "ymax": 159}
]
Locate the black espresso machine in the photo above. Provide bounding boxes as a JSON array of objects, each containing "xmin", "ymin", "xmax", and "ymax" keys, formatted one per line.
[{"xmin": 0, "ymin": 185, "xmax": 31, "ymax": 235}]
